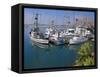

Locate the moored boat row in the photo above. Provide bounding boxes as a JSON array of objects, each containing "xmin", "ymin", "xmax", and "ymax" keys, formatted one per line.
[{"xmin": 29, "ymin": 13, "xmax": 94, "ymax": 46}]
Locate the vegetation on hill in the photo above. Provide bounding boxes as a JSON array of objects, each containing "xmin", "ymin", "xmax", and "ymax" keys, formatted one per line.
[{"xmin": 75, "ymin": 41, "xmax": 94, "ymax": 66}]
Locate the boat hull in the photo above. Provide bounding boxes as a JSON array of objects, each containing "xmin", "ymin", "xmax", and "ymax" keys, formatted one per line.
[
  {"xmin": 30, "ymin": 36, "xmax": 49, "ymax": 44},
  {"xmin": 54, "ymin": 40, "xmax": 65, "ymax": 45},
  {"xmin": 69, "ymin": 37, "xmax": 88, "ymax": 45},
  {"xmin": 49, "ymin": 37, "xmax": 65, "ymax": 45}
]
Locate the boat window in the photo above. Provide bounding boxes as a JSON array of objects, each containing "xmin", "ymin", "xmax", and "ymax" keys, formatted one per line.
[{"xmin": 69, "ymin": 30, "xmax": 75, "ymax": 33}]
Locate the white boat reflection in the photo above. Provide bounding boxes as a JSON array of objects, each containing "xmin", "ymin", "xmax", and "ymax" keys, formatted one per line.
[{"xmin": 31, "ymin": 41, "xmax": 49, "ymax": 49}]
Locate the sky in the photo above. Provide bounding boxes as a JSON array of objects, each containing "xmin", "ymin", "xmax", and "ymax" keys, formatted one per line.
[{"xmin": 24, "ymin": 8, "xmax": 95, "ymax": 25}]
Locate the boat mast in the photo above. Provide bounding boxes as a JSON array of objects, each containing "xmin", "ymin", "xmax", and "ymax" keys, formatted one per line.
[
  {"xmin": 51, "ymin": 20, "xmax": 55, "ymax": 30},
  {"xmin": 35, "ymin": 13, "xmax": 39, "ymax": 28},
  {"xmin": 64, "ymin": 16, "xmax": 70, "ymax": 28},
  {"xmin": 33, "ymin": 13, "xmax": 40, "ymax": 33}
]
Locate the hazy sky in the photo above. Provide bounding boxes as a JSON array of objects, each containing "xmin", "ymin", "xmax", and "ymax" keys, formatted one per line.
[{"xmin": 24, "ymin": 8, "xmax": 95, "ymax": 25}]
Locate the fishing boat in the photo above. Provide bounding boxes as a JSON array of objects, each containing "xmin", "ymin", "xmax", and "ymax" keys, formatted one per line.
[
  {"xmin": 44, "ymin": 20, "xmax": 65, "ymax": 45},
  {"xmin": 44, "ymin": 20, "xmax": 56, "ymax": 39},
  {"xmin": 53, "ymin": 37, "xmax": 65, "ymax": 45},
  {"xmin": 44, "ymin": 27, "xmax": 53, "ymax": 39},
  {"xmin": 30, "ymin": 31, "xmax": 49, "ymax": 44},
  {"xmin": 69, "ymin": 36, "xmax": 88, "ymax": 44},
  {"xmin": 29, "ymin": 13, "xmax": 49, "ymax": 44},
  {"xmin": 49, "ymin": 31, "xmax": 65, "ymax": 45}
]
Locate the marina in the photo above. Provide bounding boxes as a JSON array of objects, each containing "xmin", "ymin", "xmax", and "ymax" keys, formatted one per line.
[
  {"xmin": 24, "ymin": 24, "xmax": 94, "ymax": 69},
  {"xmin": 29, "ymin": 13, "xmax": 94, "ymax": 46},
  {"xmin": 24, "ymin": 8, "xmax": 95, "ymax": 69}
]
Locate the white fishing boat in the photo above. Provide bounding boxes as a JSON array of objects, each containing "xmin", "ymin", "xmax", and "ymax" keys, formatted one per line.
[
  {"xmin": 44, "ymin": 27, "xmax": 53, "ymax": 39},
  {"xmin": 44, "ymin": 20, "xmax": 56, "ymax": 39},
  {"xmin": 30, "ymin": 31, "xmax": 49, "ymax": 44},
  {"xmin": 53, "ymin": 37, "xmax": 65, "ymax": 45},
  {"xmin": 69, "ymin": 36, "xmax": 88, "ymax": 44},
  {"xmin": 68, "ymin": 25, "xmax": 93, "ymax": 44},
  {"xmin": 30, "ymin": 13, "xmax": 49, "ymax": 45},
  {"xmin": 44, "ymin": 20, "xmax": 65, "ymax": 45},
  {"xmin": 49, "ymin": 32, "xmax": 65, "ymax": 45}
]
